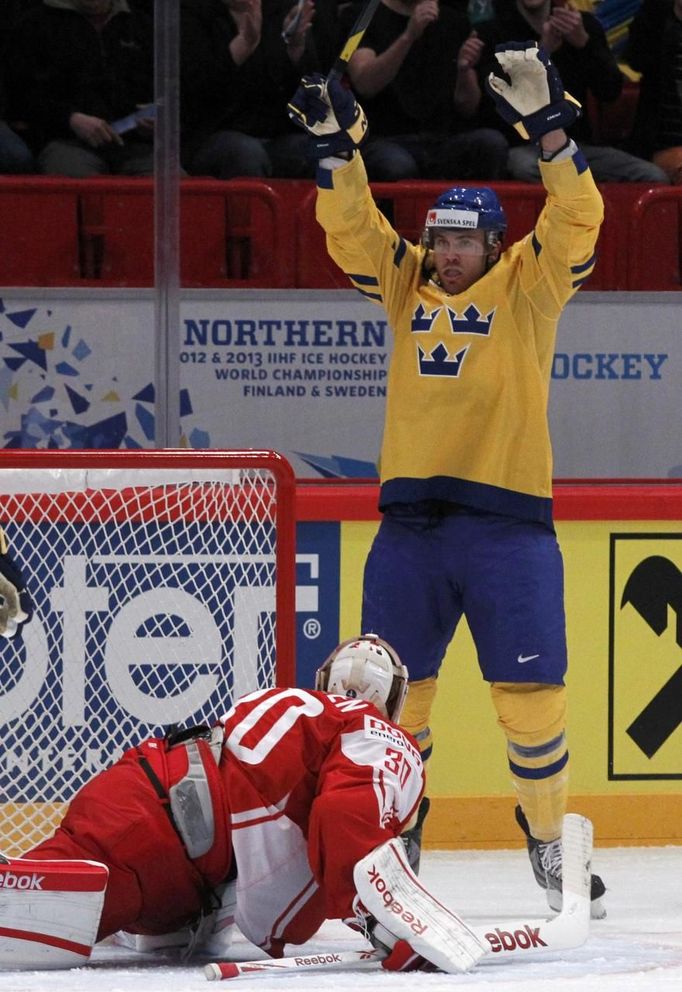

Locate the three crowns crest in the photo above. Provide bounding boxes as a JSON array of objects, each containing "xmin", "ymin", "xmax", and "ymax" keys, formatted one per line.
[{"xmin": 412, "ymin": 303, "xmax": 495, "ymax": 377}]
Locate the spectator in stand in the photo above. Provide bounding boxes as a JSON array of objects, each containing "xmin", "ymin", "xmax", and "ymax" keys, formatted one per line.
[
  {"xmin": 179, "ymin": 0, "xmax": 321, "ymax": 180},
  {"xmin": 0, "ymin": 0, "xmax": 42, "ymax": 38},
  {"xmin": 339, "ymin": 0, "xmax": 509, "ymax": 181},
  {"xmin": 473, "ymin": 0, "xmax": 669, "ymax": 183},
  {"xmin": 625, "ymin": 0, "xmax": 682, "ymax": 184},
  {"xmin": 0, "ymin": 0, "xmax": 36, "ymax": 172},
  {"xmin": 0, "ymin": 82, "xmax": 34, "ymax": 175},
  {"xmin": 0, "ymin": 0, "xmax": 42, "ymax": 51},
  {"xmin": 308, "ymin": 0, "xmax": 347, "ymax": 69},
  {"xmin": 4, "ymin": 0, "xmax": 155, "ymax": 178}
]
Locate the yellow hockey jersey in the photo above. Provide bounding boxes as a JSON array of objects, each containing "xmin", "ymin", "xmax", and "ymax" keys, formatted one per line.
[{"xmin": 316, "ymin": 149, "xmax": 603, "ymax": 526}]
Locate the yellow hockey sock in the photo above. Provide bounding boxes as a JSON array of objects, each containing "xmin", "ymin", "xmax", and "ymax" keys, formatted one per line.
[
  {"xmin": 399, "ymin": 676, "xmax": 438, "ymax": 763},
  {"xmin": 490, "ymin": 682, "xmax": 569, "ymax": 841}
]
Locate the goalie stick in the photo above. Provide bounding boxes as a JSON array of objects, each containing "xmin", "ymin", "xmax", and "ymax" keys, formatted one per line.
[
  {"xmin": 204, "ymin": 951, "xmax": 383, "ymax": 981},
  {"xmin": 204, "ymin": 814, "xmax": 592, "ymax": 981}
]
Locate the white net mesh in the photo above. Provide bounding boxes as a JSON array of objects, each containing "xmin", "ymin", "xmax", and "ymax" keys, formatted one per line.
[{"xmin": 0, "ymin": 457, "xmax": 294, "ymax": 855}]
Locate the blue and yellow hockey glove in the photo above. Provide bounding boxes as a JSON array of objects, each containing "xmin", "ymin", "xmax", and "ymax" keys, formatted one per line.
[
  {"xmin": 486, "ymin": 42, "xmax": 581, "ymax": 141},
  {"xmin": 288, "ymin": 73, "xmax": 368, "ymax": 158}
]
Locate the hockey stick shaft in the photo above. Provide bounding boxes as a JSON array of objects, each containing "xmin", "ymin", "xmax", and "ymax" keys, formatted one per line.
[
  {"xmin": 327, "ymin": 0, "xmax": 382, "ymax": 83},
  {"xmin": 204, "ymin": 950, "xmax": 385, "ymax": 981}
]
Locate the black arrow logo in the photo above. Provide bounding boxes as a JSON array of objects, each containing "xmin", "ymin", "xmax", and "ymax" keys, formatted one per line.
[{"xmin": 621, "ymin": 556, "xmax": 682, "ymax": 758}]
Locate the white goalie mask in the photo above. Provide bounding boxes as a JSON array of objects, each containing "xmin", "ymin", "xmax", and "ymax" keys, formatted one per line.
[{"xmin": 315, "ymin": 633, "xmax": 409, "ymax": 722}]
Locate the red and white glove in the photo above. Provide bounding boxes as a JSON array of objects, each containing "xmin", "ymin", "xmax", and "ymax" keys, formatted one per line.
[
  {"xmin": 346, "ymin": 915, "xmax": 436, "ymax": 973},
  {"xmin": 381, "ymin": 938, "xmax": 436, "ymax": 972}
]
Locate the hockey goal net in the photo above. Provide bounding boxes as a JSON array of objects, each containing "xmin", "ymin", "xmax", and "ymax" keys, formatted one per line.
[{"xmin": 0, "ymin": 449, "xmax": 296, "ymax": 856}]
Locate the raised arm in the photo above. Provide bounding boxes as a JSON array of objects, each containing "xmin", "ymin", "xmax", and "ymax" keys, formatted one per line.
[
  {"xmin": 486, "ymin": 42, "xmax": 603, "ymax": 312},
  {"xmin": 288, "ymin": 73, "xmax": 423, "ymax": 316}
]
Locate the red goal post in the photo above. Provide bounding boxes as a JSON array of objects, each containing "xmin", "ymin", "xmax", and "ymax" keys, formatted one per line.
[{"xmin": 0, "ymin": 449, "xmax": 296, "ymax": 855}]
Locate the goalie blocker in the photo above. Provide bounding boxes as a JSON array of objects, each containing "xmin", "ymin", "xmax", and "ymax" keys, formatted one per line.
[{"xmin": 0, "ymin": 855, "xmax": 108, "ymax": 969}]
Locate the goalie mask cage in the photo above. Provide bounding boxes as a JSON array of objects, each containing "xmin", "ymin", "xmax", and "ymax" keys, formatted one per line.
[{"xmin": 0, "ymin": 449, "xmax": 296, "ymax": 856}]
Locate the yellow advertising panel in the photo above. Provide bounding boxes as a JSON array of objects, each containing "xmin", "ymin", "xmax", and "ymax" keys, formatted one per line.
[{"xmin": 339, "ymin": 517, "xmax": 682, "ymax": 846}]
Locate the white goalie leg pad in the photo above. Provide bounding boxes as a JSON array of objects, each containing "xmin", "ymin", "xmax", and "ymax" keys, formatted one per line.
[
  {"xmin": 0, "ymin": 856, "xmax": 108, "ymax": 969},
  {"xmin": 474, "ymin": 814, "xmax": 593, "ymax": 963},
  {"xmin": 113, "ymin": 928, "xmax": 194, "ymax": 953},
  {"xmin": 353, "ymin": 838, "xmax": 486, "ymax": 973},
  {"xmin": 114, "ymin": 879, "xmax": 237, "ymax": 959},
  {"xmin": 194, "ymin": 879, "xmax": 237, "ymax": 958}
]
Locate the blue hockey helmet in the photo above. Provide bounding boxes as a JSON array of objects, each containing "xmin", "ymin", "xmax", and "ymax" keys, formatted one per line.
[{"xmin": 423, "ymin": 186, "xmax": 507, "ymax": 248}]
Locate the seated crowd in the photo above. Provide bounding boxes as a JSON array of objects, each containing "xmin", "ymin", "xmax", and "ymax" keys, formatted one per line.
[{"xmin": 0, "ymin": 0, "xmax": 679, "ymax": 184}]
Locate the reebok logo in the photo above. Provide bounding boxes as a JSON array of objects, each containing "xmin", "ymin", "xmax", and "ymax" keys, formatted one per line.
[
  {"xmin": 366, "ymin": 866, "xmax": 427, "ymax": 936},
  {"xmin": 0, "ymin": 871, "xmax": 45, "ymax": 890},
  {"xmin": 484, "ymin": 924, "xmax": 547, "ymax": 953},
  {"xmin": 517, "ymin": 653, "xmax": 540, "ymax": 663}
]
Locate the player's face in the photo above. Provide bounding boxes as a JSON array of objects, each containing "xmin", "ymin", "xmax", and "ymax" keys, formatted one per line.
[{"xmin": 430, "ymin": 229, "xmax": 494, "ymax": 294}]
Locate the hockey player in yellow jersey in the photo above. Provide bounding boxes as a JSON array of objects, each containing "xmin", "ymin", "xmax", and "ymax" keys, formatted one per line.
[{"xmin": 289, "ymin": 41, "xmax": 605, "ymax": 918}]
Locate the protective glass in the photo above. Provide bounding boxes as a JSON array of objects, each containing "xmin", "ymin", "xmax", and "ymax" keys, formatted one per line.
[{"xmin": 430, "ymin": 231, "xmax": 488, "ymax": 256}]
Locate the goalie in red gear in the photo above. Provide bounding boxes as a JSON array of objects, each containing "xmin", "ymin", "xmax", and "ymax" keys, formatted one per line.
[{"xmin": 10, "ymin": 635, "xmax": 482, "ymax": 971}]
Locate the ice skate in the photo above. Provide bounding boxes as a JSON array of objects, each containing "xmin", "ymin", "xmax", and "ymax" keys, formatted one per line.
[{"xmin": 515, "ymin": 805, "xmax": 606, "ymax": 919}]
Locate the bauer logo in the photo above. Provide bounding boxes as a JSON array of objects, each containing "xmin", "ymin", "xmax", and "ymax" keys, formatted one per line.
[{"xmin": 609, "ymin": 534, "xmax": 682, "ymax": 779}]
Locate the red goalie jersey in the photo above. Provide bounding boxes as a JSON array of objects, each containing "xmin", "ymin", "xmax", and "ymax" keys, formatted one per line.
[
  {"xmin": 222, "ymin": 688, "xmax": 424, "ymax": 952},
  {"xmin": 29, "ymin": 687, "xmax": 424, "ymax": 956}
]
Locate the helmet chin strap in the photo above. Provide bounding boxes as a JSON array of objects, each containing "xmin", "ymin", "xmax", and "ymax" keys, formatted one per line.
[{"xmin": 483, "ymin": 248, "xmax": 500, "ymax": 274}]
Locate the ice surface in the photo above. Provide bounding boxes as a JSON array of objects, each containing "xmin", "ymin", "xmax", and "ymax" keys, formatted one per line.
[{"xmin": 1, "ymin": 845, "xmax": 681, "ymax": 992}]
